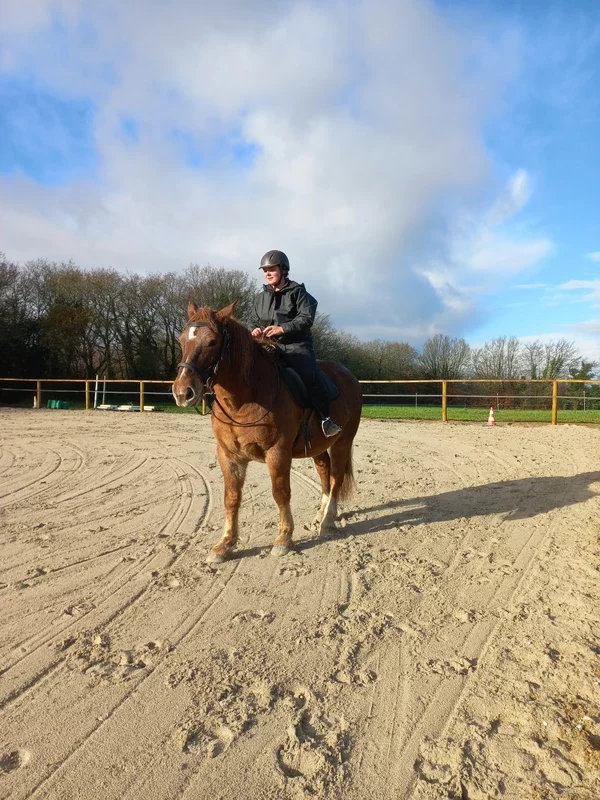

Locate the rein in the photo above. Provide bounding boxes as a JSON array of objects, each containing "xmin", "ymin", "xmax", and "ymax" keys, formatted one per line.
[{"xmin": 179, "ymin": 320, "xmax": 281, "ymax": 426}]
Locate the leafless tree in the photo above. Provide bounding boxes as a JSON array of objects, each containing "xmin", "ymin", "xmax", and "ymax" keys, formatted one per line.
[
  {"xmin": 184, "ymin": 263, "xmax": 257, "ymax": 323},
  {"xmin": 522, "ymin": 338, "xmax": 580, "ymax": 379},
  {"xmin": 471, "ymin": 336, "xmax": 521, "ymax": 379},
  {"xmin": 419, "ymin": 333, "xmax": 471, "ymax": 379}
]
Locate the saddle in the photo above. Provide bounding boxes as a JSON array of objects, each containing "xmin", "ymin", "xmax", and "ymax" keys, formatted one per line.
[{"xmin": 278, "ymin": 360, "xmax": 340, "ymax": 409}]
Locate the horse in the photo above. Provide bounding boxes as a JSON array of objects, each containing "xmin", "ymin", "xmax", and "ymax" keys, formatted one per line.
[{"xmin": 172, "ymin": 301, "xmax": 362, "ymax": 563}]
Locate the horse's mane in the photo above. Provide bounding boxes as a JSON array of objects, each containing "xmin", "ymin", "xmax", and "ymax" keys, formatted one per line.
[{"xmin": 192, "ymin": 307, "xmax": 272, "ymax": 385}]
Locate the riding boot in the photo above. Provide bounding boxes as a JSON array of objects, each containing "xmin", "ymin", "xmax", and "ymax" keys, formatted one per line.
[{"xmin": 312, "ymin": 376, "xmax": 342, "ymax": 438}]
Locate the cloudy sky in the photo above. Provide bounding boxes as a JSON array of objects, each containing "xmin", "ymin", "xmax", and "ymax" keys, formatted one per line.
[{"xmin": 0, "ymin": 0, "xmax": 599, "ymax": 358}]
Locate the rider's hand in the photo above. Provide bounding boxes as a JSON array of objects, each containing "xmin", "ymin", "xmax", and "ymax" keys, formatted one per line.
[
  {"xmin": 251, "ymin": 328, "xmax": 263, "ymax": 337},
  {"xmin": 264, "ymin": 325, "xmax": 284, "ymax": 338}
]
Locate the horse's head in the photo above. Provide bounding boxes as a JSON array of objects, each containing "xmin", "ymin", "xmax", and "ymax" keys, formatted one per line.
[{"xmin": 172, "ymin": 300, "xmax": 237, "ymax": 407}]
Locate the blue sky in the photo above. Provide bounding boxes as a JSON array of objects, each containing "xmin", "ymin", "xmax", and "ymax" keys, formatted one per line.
[{"xmin": 0, "ymin": 0, "xmax": 598, "ymax": 360}]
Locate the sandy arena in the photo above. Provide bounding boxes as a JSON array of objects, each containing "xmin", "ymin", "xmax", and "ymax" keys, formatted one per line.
[{"xmin": 1, "ymin": 409, "xmax": 600, "ymax": 799}]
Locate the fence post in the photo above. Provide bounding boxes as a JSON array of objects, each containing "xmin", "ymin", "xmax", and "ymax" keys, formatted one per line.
[
  {"xmin": 140, "ymin": 381, "xmax": 145, "ymax": 413},
  {"xmin": 551, "ymin": 380, "xmax": 558, "ymax": 425},
  {"xmin": 202, "ymin": 397, "xmax": 207, "ymax": 416},
  {"xmin": 442, "ymin": 381, "xmax": 448, "ymax": 423},
  {"xmin": 36, "ymin": 380, "xmax": 42, "ymax": 410},
  {"xmin": 85, "ymin": 380, "xmax": 90, "ymax": 410}
]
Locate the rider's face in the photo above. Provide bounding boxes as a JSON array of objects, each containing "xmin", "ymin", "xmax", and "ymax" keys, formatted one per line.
[{"xmin": 263, "ymin": 266, "xmax": 283, "ymax": 287}]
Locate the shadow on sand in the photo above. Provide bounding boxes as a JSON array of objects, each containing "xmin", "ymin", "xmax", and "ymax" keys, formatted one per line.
[
  {"xmin": 221, "ymin": 472, "xmax": 600, "ymax": 559},
  {"xmin": 295, "ymin": 471, "xmax": 600, "ymax": 553}
]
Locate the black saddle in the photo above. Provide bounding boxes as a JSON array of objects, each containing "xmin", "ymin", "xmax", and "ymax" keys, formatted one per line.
[{"xmin": 279, "ymin": 363, "xmax": 340, "ymax": 409}]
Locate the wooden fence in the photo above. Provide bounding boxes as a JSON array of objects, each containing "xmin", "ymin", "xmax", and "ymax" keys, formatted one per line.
[{"xmin": 1, "ymin": 377, "xmax": 600, "ymax": 424}]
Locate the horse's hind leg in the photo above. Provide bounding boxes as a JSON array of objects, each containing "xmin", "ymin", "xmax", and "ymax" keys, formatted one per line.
[
  {"xmin": 312, "ymin": 451, "xmax": 331, "ymax": 528},
  {"xmin": 266, "ymin": 449, "xmax": 294, "ymax": 557},
  {"xmin": 319, "ymin": 435, "xmax": 353, "ymax": 534},
  {"xmin": 207, "ymin": 448, "xmax": 248, "ymax": 563}
]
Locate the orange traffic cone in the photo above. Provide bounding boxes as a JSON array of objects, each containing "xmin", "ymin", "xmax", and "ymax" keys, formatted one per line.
[{"xmin": 487, "ymin": 406, "xmax": 496, "ymax": 426}]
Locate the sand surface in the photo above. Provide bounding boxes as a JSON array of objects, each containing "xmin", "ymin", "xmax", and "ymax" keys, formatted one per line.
[{"xmin": 1, "ymin": 409, "xmax": 600, "ymax": 800}]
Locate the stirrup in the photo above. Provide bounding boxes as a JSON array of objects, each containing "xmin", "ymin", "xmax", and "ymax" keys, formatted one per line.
[{"xmin": 321, "ymin": 417, "xmax": 342, "ymax": 438}]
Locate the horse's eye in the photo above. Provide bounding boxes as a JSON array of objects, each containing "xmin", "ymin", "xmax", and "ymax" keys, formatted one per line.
[{"xmin": 207, "ymin": 338, "xmax": 217, "ymax": 347}]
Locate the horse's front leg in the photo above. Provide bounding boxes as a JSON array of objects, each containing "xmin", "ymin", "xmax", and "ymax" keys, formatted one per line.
[
  {"xmin": 311, "ymin": 451, "xmax": 331, "ymax": 528},
  {"xmin": 266, "ymin": 450, "xmax": 294, "ymax": 556},
  {"xmin": 207, "ymin": 447, "xmax": 248, "ymax": 563}
]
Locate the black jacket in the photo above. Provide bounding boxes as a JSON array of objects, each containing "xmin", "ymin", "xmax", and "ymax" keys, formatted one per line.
[{"xmin": 249, "ymin": 280, "xmax": 317, "ymax": 346}]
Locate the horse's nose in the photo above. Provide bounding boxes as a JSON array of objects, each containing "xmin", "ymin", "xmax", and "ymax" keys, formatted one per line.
[{"xmin": 172, "ymin": 381, "xmax": 197, "ymax": 407}]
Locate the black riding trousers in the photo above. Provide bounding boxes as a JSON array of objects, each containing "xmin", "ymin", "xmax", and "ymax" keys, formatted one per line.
[{"xmin": 279, "ymin": 343, "xmax": 329, "ymax": 418}]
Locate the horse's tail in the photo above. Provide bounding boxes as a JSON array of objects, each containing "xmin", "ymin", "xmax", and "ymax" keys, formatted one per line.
[{"xmin": 338, "ymin": 447, "xmax": 355, "ymax": 502}]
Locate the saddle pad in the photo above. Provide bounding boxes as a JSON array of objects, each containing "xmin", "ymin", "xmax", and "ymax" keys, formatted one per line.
[{"xmin": 280, "ymin": 365, "xmax": 340, "ymax": 409}]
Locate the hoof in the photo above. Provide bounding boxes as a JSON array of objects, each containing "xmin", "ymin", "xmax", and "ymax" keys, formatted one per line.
[
  {"xmin": 271, "ymin": 544, "xmax": 292, "ymax": 557},
  {"xmin": 318, "ymin": 521, "xmax": 337, "ymax": 537},
  {"xmin": 206, "ymin": 549, "xmax": 230, "ymax": 564}
]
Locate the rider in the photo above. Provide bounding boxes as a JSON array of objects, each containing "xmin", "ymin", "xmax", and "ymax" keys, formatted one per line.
[{"xmin": 250, "ymin": 249, "xmax": 342, "ymax": 438}]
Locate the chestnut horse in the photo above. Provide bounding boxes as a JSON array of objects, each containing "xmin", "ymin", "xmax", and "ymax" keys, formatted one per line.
[{"xmin": 172, "ymin": 301, "xmax": 362, "ymax": 563}]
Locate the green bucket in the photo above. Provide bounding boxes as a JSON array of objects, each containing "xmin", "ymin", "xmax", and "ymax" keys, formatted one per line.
[{"xmin": 47, "ymin": 399, "xmax": 70, "ymax": 409}]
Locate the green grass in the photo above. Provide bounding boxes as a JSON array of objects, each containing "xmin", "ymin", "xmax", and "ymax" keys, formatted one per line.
[
  {"xmin": 361, "ymin": 405, "xmax": 600, "ymax": 424},
  {"xmin": 139, "ymin": 403, "xmax": 600, "ymax": 423}
]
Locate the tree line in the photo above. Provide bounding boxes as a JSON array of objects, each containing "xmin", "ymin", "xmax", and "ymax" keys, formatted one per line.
[{"xmin": 1, "ymin": 255, "xmax": 597, "ymax": 400}]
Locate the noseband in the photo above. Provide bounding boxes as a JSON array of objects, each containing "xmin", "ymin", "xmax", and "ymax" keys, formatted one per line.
[{"xmin": 177, "ymin": 321, "xmax": 230, "ymax": 384}]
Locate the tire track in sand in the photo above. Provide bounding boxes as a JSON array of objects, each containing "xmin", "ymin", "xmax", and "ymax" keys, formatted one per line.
[
  {"xmin": 0, "ymin": 455, "xmax": 212, "ymax": 703},
  {"xmin": 0, "ymin": 446, "xmax": 64, "ymax": 503},
  {"xmin": 27, "ymin": 461, "xmax": 326, "ymax": 800},
  {"xmin": 360, "ymin": 509, "xmax": 562, "ymax": 799},
  {"xmin": 21, "ymin": 556, "xmax": 247, "ymax": 800},
  {"xmin": 0, "ymin": 440, "xmax": 91, "ymax": 505},
  {"xmin": 342, "ymin": 433, "xmax": 576, "ymax": 798},
  {"xmin": 0, "ymin": 445, "xmax": 17, "ymax": 478}
]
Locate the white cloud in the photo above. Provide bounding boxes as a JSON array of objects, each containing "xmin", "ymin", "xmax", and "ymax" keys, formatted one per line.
[
  {"xmin": 485, "ymin": 169, "xmax": 532, "ymax": 227},
  {"xmin": 570, "ymin": 319, "xmax": 600, "ymax": 340},
  {"xmin": 557, "ymin": 280, "xmax": 600, "ymax": 304},
  {"xmin": 415, "ymin": 168, "xmax": 553, "ymax": 334},
  {"xmin": 0, "ymin": 0, "xmax": 545, "ymax": 341},
  {"xmin": 586, "ymin": 252, "xmax": 600, "ymax": 262}
]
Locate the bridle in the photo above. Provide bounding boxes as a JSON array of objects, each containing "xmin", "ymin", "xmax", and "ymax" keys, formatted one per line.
[
  {"xmin": 177, "ymin": 320, "xmax": 280, "ymax": 426},
  {"xmin": 177, "ymin": 320, "xmax": 230, "ymax": 384}
]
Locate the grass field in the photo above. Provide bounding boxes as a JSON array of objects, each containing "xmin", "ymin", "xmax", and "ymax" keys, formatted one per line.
[{"xmin": 360, "ymin": 405, "xmax": 600, "ymax": 423}]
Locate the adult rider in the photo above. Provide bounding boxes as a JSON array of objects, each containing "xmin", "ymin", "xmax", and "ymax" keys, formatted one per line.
[{"xmin": 249, "ymin": 249, "xmax": 342, "ymax": 438}]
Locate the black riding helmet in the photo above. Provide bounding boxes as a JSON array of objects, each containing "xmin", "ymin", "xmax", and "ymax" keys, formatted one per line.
[{"xmin": 259, "ymin": 250, "xmax": 290, "ymax": 274}]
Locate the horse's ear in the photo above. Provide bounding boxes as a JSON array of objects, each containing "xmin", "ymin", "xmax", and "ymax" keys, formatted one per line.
[
  {"xmin": 187, "ymin": 301, "xmax": 199, "ymax": 320},
  {"xmin": 216, "ymin": 300, "xmax": 238, "ymax": 321}
]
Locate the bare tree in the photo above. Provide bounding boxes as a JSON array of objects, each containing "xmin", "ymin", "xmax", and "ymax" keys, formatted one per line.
[
  {"xmin": 361, "ymin": 340, "xmax": 419, "ymax": 379},
  {"xmin": 156, "ymin": 272, "xmax": 188, "ymax": 376},
  {"xmin": 522, "ymin": 338, "xmax": 582, "ymax": 379},
  {"xmin": 184, "ymin": 264, "xmax": 257, "ymax": 323},
  {"xmin": 419, "ymin": 334, "xmax": 471, "ymax": 379},
  {"xmin": 471, "ymin": 336, "xmax": 521, "ymax": 379}
]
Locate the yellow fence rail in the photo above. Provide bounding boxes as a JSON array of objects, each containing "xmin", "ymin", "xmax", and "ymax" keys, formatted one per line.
[{"xmin": 1, "ymin": 377, "xmax": 599, "ymax": 424}]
